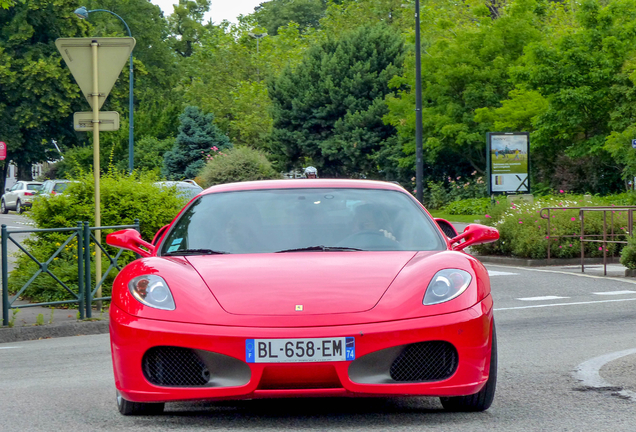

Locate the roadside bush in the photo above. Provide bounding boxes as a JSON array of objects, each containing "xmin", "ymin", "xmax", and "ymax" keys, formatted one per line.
[
  {"xmin": 621, "ymin": 236, "xmax": 636, "ymax": 270},
  {"xmin": 197, "ymin": 146, "xmax": 282, "ymax": 187},
  {"xmin": 444, "ymin": 198, "xmax": 491, "ymax": 215},
  {"xmin": 472, "ymin": 193, "xmax": 631, "ymax": 259},
  {"xmin": 8, "ymin": 170, "xmax": 186, "ymax": 303},
  {"xmin": 423, "ymin": 171, "xmax": 487, "ymax": 209}
]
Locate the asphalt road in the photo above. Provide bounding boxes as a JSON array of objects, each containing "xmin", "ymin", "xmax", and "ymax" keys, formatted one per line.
[
  {"xmin": 1, "ymin": 264, "xmax": 636, "ymax": 431},
  {"xmin": 0, "ymin": 212, "xmax": 35, "ymax": 272}
]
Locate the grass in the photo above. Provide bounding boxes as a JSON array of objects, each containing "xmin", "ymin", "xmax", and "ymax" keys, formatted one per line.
[{"xmin": 428, "ymin": 210, "xmax": 482, "ymax": 224}]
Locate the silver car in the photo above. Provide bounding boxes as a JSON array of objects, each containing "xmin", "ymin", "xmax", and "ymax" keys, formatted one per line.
[{"xmin": 1, "ymin": 181, "xmax": 43, "ymax": 214}]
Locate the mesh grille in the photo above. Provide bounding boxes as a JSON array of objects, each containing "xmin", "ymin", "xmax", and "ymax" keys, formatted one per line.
[
  {"xmin": 143, "ymin": 346, "xmax": 210, "ymax": 387},
  {"xmin": 389, "ymin": 341, "xmax": 458, "ymax": 382}
]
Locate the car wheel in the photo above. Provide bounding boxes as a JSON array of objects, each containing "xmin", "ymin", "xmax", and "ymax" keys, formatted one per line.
[
  {"xmin": 16, "ymin": 200, "xmax": 23, "ymax": 214},
  {"xmin": 116, "ymin": 391, "xmax": 165, "ymax": 416},
  {"xmin": 440, "ymin": 322, "xmax": 497, "ymax": 412},
  {"xmin": 1, "ymin": 200, "xmax": 7, "ymax": 214}
]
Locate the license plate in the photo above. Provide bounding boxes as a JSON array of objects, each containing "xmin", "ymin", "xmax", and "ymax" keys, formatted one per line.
[{"xmin": 245, "ymin": 337, "xmax": 355, "ymax": 363}]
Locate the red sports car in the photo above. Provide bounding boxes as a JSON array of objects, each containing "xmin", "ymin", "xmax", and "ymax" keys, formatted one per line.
[{"xmin": 106, "ymin": 179, "xmax": 499, "ymax": 415}]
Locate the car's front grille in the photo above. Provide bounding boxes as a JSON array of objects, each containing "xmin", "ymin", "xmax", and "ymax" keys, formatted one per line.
[
  {"xmin": 389, "ymin": 341, "xmax": 458, "ymax": 382},
  {"xmin": 143, "ymin": 346, "xmax": 210, "ymax": 387}
]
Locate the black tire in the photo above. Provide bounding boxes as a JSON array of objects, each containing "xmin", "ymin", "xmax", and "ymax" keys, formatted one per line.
[
  {"xmin": 440, "ymin": 322, "xmax": 497, "ymax": 412},
  {"xmin": 116, "ymin": 391, "xmax": 165, "ymax": 416},
  {"xmin": 1, "ymin": 200, "xmax": 7, "ymax": 214},
  {"xmin": 16, "ymin": 199, "xmax": 23, "ymax": 214}
]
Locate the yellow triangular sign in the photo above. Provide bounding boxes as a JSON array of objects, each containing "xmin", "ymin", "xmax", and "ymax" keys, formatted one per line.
[{"xmin": 55, "ymin": 37, "xmax": 136, "ymax": 110}]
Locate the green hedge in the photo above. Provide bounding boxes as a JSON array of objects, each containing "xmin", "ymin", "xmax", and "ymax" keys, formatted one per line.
[{"xmin": 8, "ymin": 171, "xmax": 186, "ymax": 304}]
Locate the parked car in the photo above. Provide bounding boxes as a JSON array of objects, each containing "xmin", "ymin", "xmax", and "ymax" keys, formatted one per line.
[
  {"xmin": 154, "ymin": 180, "xmax": 203, "ymax": 201},
  {"xmin": 1, "ymin": 181, "xmax": 43, "ymax": 213},
  {"xmin": 106, "ymin": 179, "xmax": 499, "ymax": 415},
  {"xmin": 38, "ymin": 179, "xmax": 75, "ymax": 197}
]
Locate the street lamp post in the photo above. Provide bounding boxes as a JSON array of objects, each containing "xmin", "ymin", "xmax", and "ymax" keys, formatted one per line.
[
  {"xmin": 248, "ymin": 31, "xmax": 267, "ymax": 81},
  {"xmin": 75, "ymin": 6, "xmax": 135, "ymax": 174},
  {"xmin": 414, "ymin": 0, "xmax": 423, "ymax": 203}
]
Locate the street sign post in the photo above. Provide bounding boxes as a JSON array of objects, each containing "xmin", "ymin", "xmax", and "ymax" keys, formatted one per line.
[
  {"xmin": 0, "ymin": 142, "xmax": 6, "ymax": 161},
  {"xmin": 631, "ymin": 139, "xmax": 636, "ymax": 149},
  {"xmin": 56, "ymin": 37, "xmax": 135, "ymax": 309}
]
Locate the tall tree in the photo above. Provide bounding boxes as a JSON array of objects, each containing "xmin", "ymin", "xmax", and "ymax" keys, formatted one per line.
[
  {"xmin": 0, "ymin": 0, "xmax": 88, "ymax": 190},
  {"xmin": 254, "ymin": 0, "xmax": 330, "ymax": 35},
  {"xmin": 268, "ymin": 24, "xmax": 405, "ymax": 178},
  {"xmin": 162, "ymin": 106, "xmax": 232, "ymax": 180}
]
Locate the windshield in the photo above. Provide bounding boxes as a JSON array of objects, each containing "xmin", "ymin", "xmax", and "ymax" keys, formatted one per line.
[
  {"xmin": 160, "ymin": 188, "xmax": 445, "ymax": 255},
  {"xmin": 27, "ymin": 184, "xmax": 41, "ymax": 191}
]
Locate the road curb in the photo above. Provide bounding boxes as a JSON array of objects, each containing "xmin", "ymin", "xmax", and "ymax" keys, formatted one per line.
[
  {"xmin": 0, "ymin": 319, "xmax": 109, "ymax": 344},
  {"xmin": 473, "ymin": 255, "xmax": 622, "ymax": 267}
]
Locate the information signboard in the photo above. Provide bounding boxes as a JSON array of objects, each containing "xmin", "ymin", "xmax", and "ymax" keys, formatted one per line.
[{"xmin": 487, "ymin": 132, "xmax": 530, "ymax": 195}]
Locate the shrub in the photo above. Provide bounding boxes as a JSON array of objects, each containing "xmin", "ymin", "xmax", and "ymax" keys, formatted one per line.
[
  {"xmin": 8, "ymin": 170, "xmax": 186, "ymax": 303},
  {"xmin": 197, "ymin": 146, "xmax": 282, "ymax": 187},
  {"xmin": 423, "ymin": 171, "xmax": 487, "ymax": 209},
  {"xmin": 472, "ymin": 193, "xmax": 632, "ymax": 259},
  {"xmin": 621, "ymin": 236, "xmax": 636, "ymax": 270},
  {"xmin": 444, "ymin": 198, "xmax": 491, "ymax": 215}
]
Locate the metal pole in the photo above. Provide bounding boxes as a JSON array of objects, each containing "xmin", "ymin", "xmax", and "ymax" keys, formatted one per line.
[
  {"xmin": 91, "ymin": 40, "xmax": 103, "ymax": 312},
  {"xmin": 2, "ymin": 225, "xmax": 8, "ymax": 326},
  {"xmin": 77, "ymin": 222, "xmax": 85, "ymax": 320},
  {"xmin": 84, "ymin": 222, "xmax": 92, "ymax": 318},
  {"xmin": 415, "ymin": 0, "xmax": 423, "ymax": 202},
  {"xmin": 86, "ymin": 9, "xmax": 134, "ymax": 173}
]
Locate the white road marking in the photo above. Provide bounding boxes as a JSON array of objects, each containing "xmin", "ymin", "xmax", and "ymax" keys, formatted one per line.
[
  {"xmin": 573, "ymin": 348, "xmax": 636, "ymax": 402},
  {"xmin": 486, "ymin": 264, "xmax": 636, "ymax": 285},
  {"xmin": 488, "ymin": 270, "xmax": 519, "ymax": 276},
  {"xmin": 495, "ymin": 297, "xmax": 636, "ymax": 311},
  {"xmin": 593, "ymin": 290, "xmax": 636, "ymax": 296},
  {"xmin": 517, "ymin": 296, "xmax": 569, "ymax": 301},
  {"xmin": 0, "ymin": 347, "xmax": 21, "ymax": 350}
]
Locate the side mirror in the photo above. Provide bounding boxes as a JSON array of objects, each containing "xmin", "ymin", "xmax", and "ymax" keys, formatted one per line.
[
  {"xmin": 5, "ymin": 188, "xmax": 9, "ymax": 192},
  {"xmin": 151, "ymin": 224, "xmax": 170, "ymax": 246},
  {"xmin": 106, "ymin": 229, "xmax": 154, "ymax": 258},
  {"xmin": 435, "ymin": 218, "xmax": 458, "ymax": 238},
  {"xmin": 450, "ymin": 224, "xmax": 499, "ymax": 251}
]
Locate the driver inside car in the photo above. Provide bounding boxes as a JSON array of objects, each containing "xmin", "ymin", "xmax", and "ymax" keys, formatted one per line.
[{"xmin": 352, "ymin": 204, "xmax": 396, "ymax": 241}]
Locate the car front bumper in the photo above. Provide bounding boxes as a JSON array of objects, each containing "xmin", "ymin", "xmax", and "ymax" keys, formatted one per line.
[{"xmin": 110, "ymin": 296, "xmax": 494, "ymax": 403}]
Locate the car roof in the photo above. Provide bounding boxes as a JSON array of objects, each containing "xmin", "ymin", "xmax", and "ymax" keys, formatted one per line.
[{"xmin": 199, "ymin": 179, "xmax": 406, "ymax": 196}]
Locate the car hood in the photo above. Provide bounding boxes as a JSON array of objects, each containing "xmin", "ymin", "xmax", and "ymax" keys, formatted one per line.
[{"xmin": 185, "ymin": 252, "xmax": 420, "ymax": 316}]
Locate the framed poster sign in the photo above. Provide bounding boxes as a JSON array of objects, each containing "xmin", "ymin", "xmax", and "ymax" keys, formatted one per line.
[{"xmin": 487, "ymin": 132, "xmax": 530, "ymax": 195}]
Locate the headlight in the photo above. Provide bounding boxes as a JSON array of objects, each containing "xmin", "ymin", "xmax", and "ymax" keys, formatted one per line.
[
  {"xmin": 423, "ymin": 269, "xmax": 472, "ymax": 305},
  {"xmin": 128, "ymin": 275, "xmax": 176, "ymax": 310}
]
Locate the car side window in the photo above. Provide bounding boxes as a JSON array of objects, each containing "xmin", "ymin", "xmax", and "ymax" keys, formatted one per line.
[{"xmin": 11, "ymin": 183, "xmax": 20, "ymax": 191}]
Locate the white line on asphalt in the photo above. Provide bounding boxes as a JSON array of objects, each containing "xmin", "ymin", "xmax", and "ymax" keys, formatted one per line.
[
  {"xmin": 593, "ymin": 290, "xmax": 636, "ymax": 296},
  {"xmin": 488, "ymin": 270, "xmax": 519, "ymax": 276},
  {"xmin": 517, "ymin": 296, "xmax": 569, "ymax": 301},
  {"xmin": 573, "ymin": 348, "xmax": 636, "ymax": 402},
  {"xmin": 485, "ymin": 264, "xmax": 636, "ymax": 285},
  {"xmin": 0, "ymin": 347, "xmax": 21, "ymax": 350},
  {"xmin": 495, "ymin": 297, "xmax": 636, "ymax": 311}
]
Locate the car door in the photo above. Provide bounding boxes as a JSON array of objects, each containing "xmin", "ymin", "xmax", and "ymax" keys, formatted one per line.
[{"xmin": 5, "ymin": 182, "xmax": 21, "ymax": 207}]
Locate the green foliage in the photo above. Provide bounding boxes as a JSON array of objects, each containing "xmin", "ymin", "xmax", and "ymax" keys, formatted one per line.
[
  {"xmin": 423, "ymin": 172, "xmax": 488, "ymax": 209},
  {"xmin": 444, "ymin": 198, "xmax": 491, "ymax": 216},
  {"xmin": 473, "ymin": 194, "xmax": 633, "ymax": 258},
  {"xmin": 620, "ymin": 235, "xmax": 636, "ymax": 269},
  {"xmin": 8, "ymin": 170, "xmax": 187, "ymax": 303},
  {"xmin": 162, "ymin": 106, "xmax": 232, "ymax": 180},
  {"xmin": 0, "ymin": 0, "xmax": 88, "ymax": 191},
  {"xmin": 35, "ymin": 313, "xmax": 44, "ymax": 326},
  {"xmin": 197, "ymin": 146, "xmax": 282, "ymax": 187},
  {"xmin": 131, "ymin": 136, "xmax": 175, "ymax": 174},
  {"xmin": 254, "ymin": 0, "xmax": 328, "ymax": 35},
  {"xmin": 268, "ymin": 24, "xmax": 405, "ymax": 177}
]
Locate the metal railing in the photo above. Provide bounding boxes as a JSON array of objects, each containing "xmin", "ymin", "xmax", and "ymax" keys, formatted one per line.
[
  {"xmin": 540, "ymin": 206, "xmax": 636, "ymax": 275},
  {"xmin": 1, "ymin": 220, "xmax": 139, "ymax": 326}
]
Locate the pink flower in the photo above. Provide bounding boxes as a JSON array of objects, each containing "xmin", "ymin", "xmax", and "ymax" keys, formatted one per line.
[
  {"xmin": 599, "ymin": 247, "xmax": 603, "ymax": 251},
  {"xmin": 560, "ymin": 190, "xmax": 564, "ymax": 193},
  {"xmin": 485, "ymin": 214, "xmax": 491, "ymax": 218},
  {"xmin": 496, "ymin": 201, "xmax": 500, "ymax": 204},
  {"xmin": 545, "ymin": 236, "xmax": 549, "ymax": 239},
  {"xmin": 552, "ymin": 215, "xmax": 555, "ymax": 218},
  {"xmin": 571, "ymin": 217, "xmax": 576, "ymax": 221},
  {"xmin": 559, "ymin": 245, "xmax": 562, "ymax": 248},
  {"xmin": 569, "ymin": 244, "xmax": 573, "ymax": 247},
  {"xmin": 212, "ymin": 146, "xmax": 219, "ymax": 151},
  {"xmin": 519, "ymin": 221, "xmax": 523, "ymax": 224}
]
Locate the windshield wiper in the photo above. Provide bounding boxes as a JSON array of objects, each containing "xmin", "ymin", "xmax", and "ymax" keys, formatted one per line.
[
  {"xmin": 164, "ymin": 248, "xmax": 229, "ymax": 256},
  {"xmin": 275, "ymin": 245, "xmax": 363, "ymax": 253}
]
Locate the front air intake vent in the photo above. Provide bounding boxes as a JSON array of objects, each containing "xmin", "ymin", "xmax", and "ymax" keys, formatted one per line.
[
  {"xmin": 389, "ymin": 341, "xmax": 458, "ymax": 382},
  {"xmin": 143, "ymin": 346, "xmax": 210, "ymax": 387}
]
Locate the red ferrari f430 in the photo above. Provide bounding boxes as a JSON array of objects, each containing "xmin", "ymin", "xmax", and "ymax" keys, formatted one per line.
[{"xmin": 106, "ymin": 179, "xmax": 499, "ymax": 415}]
